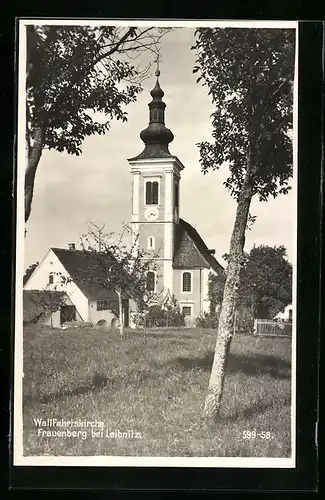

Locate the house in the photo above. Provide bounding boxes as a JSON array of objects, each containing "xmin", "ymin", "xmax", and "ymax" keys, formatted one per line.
[
  {"xmin": 23, "ymin": 245, "xmax": 130, "ymax": 327},
  {"xmin": 24, "ymin": 71, "xmax": 223, "ymax": 327},
  {"xmin": 127, "ymin": 69, "xmax": 223, "ymax": 324},
  {"xmin": 23, "ymin": 289, "xmax": 77, "ymax": 328},
  {"xmin": 274, "ymin": 304, "xmax": 293, "ymax": 322}
]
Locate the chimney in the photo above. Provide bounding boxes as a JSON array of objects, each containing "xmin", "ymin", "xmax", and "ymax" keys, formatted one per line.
[
  {"xmin": 208, "ymin": 249, "xmax": 216, "ymax": 255},
  {"xmin": 68, "ymin": 243, "xmax": 76, "ymax": 250}
]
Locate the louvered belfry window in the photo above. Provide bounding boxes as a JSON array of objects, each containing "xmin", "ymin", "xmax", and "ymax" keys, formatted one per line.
[
  {"xmin": 146, "ymin": 181, "xmax": 159, "ymax": 205},
  {"xmin": 182, "ymin": 272, "xmax": 192, "ymax": 292}
]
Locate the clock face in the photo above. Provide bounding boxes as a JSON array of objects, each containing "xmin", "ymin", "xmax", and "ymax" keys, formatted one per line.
[{"xmin": 144, "ymin": 206, "xmax": 159, "ymax": 221}]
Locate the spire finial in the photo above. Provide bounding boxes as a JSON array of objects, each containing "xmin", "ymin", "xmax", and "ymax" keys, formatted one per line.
[
  {"xmin": 128, "ymin": 55, "xmax": 174, "ymax": 161},
  {"xmin": 155, "ymin": 52, "xmax": 162, "ymax": 78}
]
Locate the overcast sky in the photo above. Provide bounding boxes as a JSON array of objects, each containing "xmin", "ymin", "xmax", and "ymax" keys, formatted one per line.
[{"xmin": 23, "ymin": 26, "xmax": 296, "ymax": 269}]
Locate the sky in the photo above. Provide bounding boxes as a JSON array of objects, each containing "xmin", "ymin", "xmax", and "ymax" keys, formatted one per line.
[{"xmin": 23, "ymin": 26, "xmax": 296, "ymax": 269}]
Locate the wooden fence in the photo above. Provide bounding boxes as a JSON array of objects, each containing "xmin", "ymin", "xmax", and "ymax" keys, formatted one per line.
[{"xmin": 253, "ymin": 319, "xmax": 292, "ymax": 338}]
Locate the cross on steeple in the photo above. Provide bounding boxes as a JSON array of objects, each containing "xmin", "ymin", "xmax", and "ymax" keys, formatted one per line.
[{"xmin": 155, "ymin": 52, "xmax": 162, "ymax": 78}]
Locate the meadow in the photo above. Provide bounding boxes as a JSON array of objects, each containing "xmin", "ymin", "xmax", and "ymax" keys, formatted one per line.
[{"xmin": 23, "ymin": 325, "xmax": 292, "ymax": 457}]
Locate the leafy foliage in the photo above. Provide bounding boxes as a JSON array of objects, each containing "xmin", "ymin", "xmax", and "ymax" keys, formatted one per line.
[
  {"xmin": 209, "ymin": 245, "xmax": 292, "ymax": 319},
  {"xmin": 208, "ymin": 270, "xmax": 226, "ymax": 314},
  {"xmin": 142, "ymin": 296, "xmax": 185, "ymax": 328},
  {"xmin": 26, "ymin": 25, "xmax": 167, "ymax": 155},
  {"xmin": 23, "ymin": 262, "xmax": 39, "ymax": 285},
  {"xmin": 195, "ymin": 311, "xmax": 219, "ymax": 329},
  {"xmin": 25, "ymin": 25, "xmax": 170, "ymax": 222},
  {"xmin": 193, "ymin": 28, "xmax": 295, "ymax": 201},
  {"xmin": 24, "ymin": 289, "xmax": 68, "ymax": 326},
  {"xmin": 239, "ymin": 245, "xmax": 292, "ymax": 318},
  {"xmin": 193, "ymin": 27, "xmax": 295, "ymax": 421}
]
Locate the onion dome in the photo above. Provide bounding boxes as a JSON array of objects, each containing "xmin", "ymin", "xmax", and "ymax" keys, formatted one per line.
[{"xmin": 129, "ymin": 69, "xmax": 174, "ymax": 160}]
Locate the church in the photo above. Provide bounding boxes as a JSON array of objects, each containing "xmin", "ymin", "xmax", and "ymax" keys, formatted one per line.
[
  {"xmin": 24, "ymin": 69, "xmax": 223, "ymax": 327},
  {"xmin": 128, "ymin": 68, "xmax": 223, "ymax": 322}
]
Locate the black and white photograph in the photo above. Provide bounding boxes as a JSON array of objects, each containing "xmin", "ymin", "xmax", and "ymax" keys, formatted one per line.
[{"xmin": 14, "ymin": 20, "xmax": 298, "ymax": 467}]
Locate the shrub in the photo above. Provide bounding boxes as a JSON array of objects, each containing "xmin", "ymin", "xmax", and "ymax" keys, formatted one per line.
[
  {"xmin": 234, "ymin": 307, "xmax": 254, "ymax": 335},
  {"xmin": 140, "ymin": 298, "xmax": 185, "ymax": 327},
  {"xmin": 196, "ymin": 311, "xmax": 219, "ymax": 329}
]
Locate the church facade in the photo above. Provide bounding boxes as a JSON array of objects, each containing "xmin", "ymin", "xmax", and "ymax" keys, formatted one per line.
[{"xmin": 128, "ymin": 69, "xmax": 223, "ymax": 323}]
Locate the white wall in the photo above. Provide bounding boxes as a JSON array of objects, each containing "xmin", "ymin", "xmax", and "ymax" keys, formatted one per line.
[
  {"xmin": 24, "ymin": 249, "xmax": 89, "ymax": 321},
  {"xmin": 274, "ymin": 304, "xmax": 293, "ymax": 321},
  {"xmin": 88, "ymin": 301, "xmax": 117, "ymax": 326}
]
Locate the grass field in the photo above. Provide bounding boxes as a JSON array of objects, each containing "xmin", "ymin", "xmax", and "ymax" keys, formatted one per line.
[{"xmin": 22, "ymin": 325, "xmax": 292, "ymax": 457}]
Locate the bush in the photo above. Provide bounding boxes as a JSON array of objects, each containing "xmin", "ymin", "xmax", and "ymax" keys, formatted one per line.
[
  {"xmin": 234, "ymin": 307, "xmax": 254, "ymax": 335},
  {"xmin": 195, "ymin": 307, "xmax": 254, "ymax": 334},
  {"xmin": 196, "ymin": 311, "xmax": 219, "ymax": 329},
  {"xmin": 140, "ymin": 298, "xmax": 185, "ymax": 328}
]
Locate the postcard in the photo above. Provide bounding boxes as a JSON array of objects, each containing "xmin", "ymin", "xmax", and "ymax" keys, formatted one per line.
[{"xmin": 14, "ymin": 19, "xmax": 298, "ymax": 468}]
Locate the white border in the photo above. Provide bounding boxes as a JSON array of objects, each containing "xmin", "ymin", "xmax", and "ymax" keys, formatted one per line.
[
  {"xmin": 14, "ymin": 19, "xmax": 298, "ymax": 468},
  {"xmin": 15, "ymin": 456, "xmax": 293, "ymax": 467},
  {"xmin": 19, "ymin": 19, "xmax": 298, "ymax": 29}
]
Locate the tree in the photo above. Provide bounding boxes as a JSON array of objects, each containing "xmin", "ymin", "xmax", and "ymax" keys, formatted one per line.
[
  {"xmin": 25, "ymin": 25, "xmax": 170, "ymax": 222},
  {"xmin": 23, "ymin": 261, "xmax": 39, "ymax": 285},
  {"xmin": 193, "ymin": 27, "xmax": 295, "ymax": 422},
  {"xmin": 209, "ymin": 245, "xmax": 292, "ymax": 319},
  {"xmin": 238, "ymin": 245, "xmax": 292, "ymax": 318},
  {"xmin": 26, "ymin": 288, "xmax": 68, "ymax": 327},
  {"xmin": 79, "ymin": 222, "xmax": 159, "ymax": 336}
]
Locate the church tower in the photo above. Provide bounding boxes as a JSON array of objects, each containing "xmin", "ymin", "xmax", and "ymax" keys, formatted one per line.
[{"xmin": 128, "ymin": 68, "xmax": 185, "ymax": 297}]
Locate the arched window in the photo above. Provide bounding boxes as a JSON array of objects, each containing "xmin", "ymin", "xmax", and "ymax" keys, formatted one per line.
[
  {"xmin": 182, "ymin": 272, "xmax": 192, "ymax": 292},
  {"xmin": 145, "ymin": 180, "xmax": 159, "ymax": 205},
  {"xmin": 48, "ymin": 274, "xmax": 54, "ymax": 285},
  {"xmin": 147, "ymin": 236, "xmax": 155, "ymax": 250},
  {"xmin": 146, "ymin": 271, "xmax": 155, "ymax": 292}
]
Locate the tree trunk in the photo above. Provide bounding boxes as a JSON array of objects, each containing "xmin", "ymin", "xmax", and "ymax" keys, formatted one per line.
[
  {"xmin": 203, "ymin": 172, "xmax": 254, "ymax": 423},
  {"xmin": 25, "ymin": 125, "xmax": 44, "ymax": 223},
  {"xmin": 117, "ymin": 290, "xmax": 124, "ymax": 337}
]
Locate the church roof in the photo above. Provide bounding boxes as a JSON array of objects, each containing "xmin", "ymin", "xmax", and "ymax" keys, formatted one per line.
[
  {"xmin": 51, "ymin": 248, "xmax": 123, "ymax": 301},
  {"xmin": 173, "ymin": 219, "xmax": 223, "ymax": 273}
]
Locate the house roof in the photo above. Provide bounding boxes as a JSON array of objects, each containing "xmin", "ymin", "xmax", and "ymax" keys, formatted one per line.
[
  {"xmin": 23, "ymin": 290, "xmax": 67, "ymax": 323},
  {"xmin": 173, "ymin": 219, "xmax": 223, "ymax": 273},
  {"xmin": 51, "ymin": 248, "xmax": 122, "ymax": 301}
]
